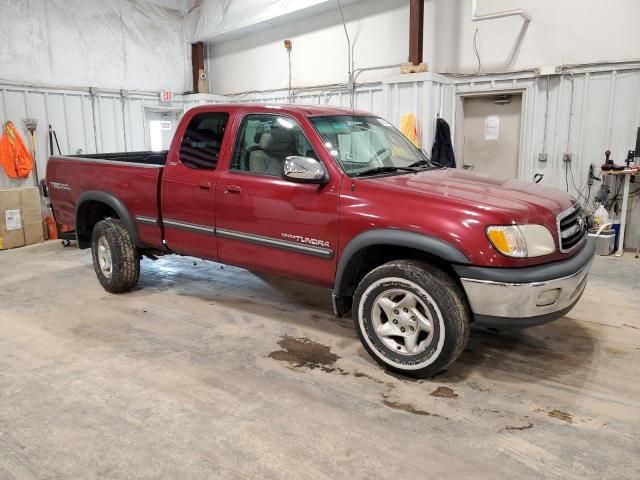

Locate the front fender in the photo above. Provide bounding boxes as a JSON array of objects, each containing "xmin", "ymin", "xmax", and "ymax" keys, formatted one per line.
[{"xmin": 333, "ymin": 228, "xmax": 470, "ymax": 297}]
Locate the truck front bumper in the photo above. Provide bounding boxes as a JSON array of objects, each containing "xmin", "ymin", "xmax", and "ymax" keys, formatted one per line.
[{"xmin": 454, "ymin": 239, "xmax": 595, "ymax": 328}]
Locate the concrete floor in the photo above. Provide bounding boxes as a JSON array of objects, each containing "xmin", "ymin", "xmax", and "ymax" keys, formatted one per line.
[{"xmin": 0, "ymin": 241, "xmax": 639, "ymax": 479}]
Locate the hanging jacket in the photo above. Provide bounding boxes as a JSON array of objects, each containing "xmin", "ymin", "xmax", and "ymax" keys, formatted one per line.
[
  {"xmin": 400, "ymin": 113, "xmax": 420, "ymax": 148},
  {"xmin": 431, "ymin": 117, "xmax": 456, "ymax": 168},
  {"xmin": 0, "ymin": 121, "xmax": 33, "ymax": 178}
]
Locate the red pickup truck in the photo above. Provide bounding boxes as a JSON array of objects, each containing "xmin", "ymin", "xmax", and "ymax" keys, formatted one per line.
[{"xmin": 46, "ymin": 104, "xmax": 594, "ymax": 377}]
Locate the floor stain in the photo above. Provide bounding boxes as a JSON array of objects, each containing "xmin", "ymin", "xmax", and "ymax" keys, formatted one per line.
[
  {"xmin": 431, "ymin": 386, "xmax": 458, "ymax": 398},
  {"xmin": 382, "ymin": 399, "xmax": 435, "ymax": 416},
  {"xmin": 548, "ymin": 409, "xmax": 573, "ymax": 423},
  {"xmin": 352, "ymin": 371, "xmax": 387, "ymax": 385},
  {"xmin": 622, "ymin": 323, "xmax": 639, "ymax": 330},
  {"xmin": 268, "ymin": 335, "xmax": 340, "ymax": 371},
  {"xmin": 504, "ymin": 422, "xmax": 534, "ymax": 431},
  {"xmin": 468, "ymin": 383, "xmax": 489, "ymax": 392}
]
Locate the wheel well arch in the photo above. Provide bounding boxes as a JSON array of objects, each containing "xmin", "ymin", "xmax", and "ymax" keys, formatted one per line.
[
  {"xmin": 332, "ymin": 230, "xmax": 470, "ymax": 316},
  {"xmin": 75, "ymin": 191, "xmax": 139, "ymax": 249}
]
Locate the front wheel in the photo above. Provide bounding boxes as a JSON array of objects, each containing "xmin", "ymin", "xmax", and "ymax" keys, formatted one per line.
[
  {"xmin": 91, "ymin": 219, "xmax": 140, "ymax": 293},
  {"xmin": 352, "ymin": 260, "xmax": 470, "ymax": 378}
]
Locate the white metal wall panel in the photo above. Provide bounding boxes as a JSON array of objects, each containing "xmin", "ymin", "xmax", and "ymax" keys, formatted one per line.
[
  {"xmin": 0, "ymin": 83, "xmax": 185, "ymax": 190},
  {"xmin": 448, "ymin": 69, "xmax": 640, "ymax": 248},
  {"xmin": 128, "ymin": 99, "xmax": 148, "ymax": 152},
  {"xmin": 5, "ymin": 66, "xmax": 635, "ymax": 246}
]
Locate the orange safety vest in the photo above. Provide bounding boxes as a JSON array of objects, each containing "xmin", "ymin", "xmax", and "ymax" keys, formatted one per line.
[{"xmin": 0, "ymin": 121, "xmax": 33, "ymax": 178}]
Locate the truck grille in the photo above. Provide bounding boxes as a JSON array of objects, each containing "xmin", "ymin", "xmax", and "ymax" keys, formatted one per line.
[{"xmin": 557, "ymin": 204, "xmax": 586, "ymax": 252}]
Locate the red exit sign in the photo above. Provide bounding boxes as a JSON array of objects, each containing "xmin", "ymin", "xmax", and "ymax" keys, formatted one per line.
[{"xmin": 160, "ymin": 90, "xmax": 174, "ymax": 102}]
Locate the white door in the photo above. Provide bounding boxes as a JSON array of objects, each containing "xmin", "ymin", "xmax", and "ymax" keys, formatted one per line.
[
  {"xmin": 144, "ymin": 109, "xmax": 181, "ymax": 151},
  {"xmin": 457, "ymin": 94, "xmax": 523, "ymax": 179}
]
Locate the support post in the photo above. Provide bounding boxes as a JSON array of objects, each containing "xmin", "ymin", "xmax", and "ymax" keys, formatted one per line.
[
  {"xmin": 409, "ymin": 0, "xmax": 424, "ymax": 66},
  {"xmin": 191, "ymin": 42, "xmax": 205, "ymax": 93}
]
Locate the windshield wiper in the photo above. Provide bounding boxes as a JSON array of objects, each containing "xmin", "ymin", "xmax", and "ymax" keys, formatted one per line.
[
  {"xmin": 408, "ymin": 159, "xmax": 442, "ymax": 168},
  {"xmin": 352, "ymin": 166, "xmax": 420, "ymax": 177}
]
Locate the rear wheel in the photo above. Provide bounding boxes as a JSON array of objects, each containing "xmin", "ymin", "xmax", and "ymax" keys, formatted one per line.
[
  {"xmin": 353, "ymin": 260, "xmax": 470, "ymax": 378},
  {"xmin": 91, "ymin": 219, "xmax": 140, "ymax": 293}
]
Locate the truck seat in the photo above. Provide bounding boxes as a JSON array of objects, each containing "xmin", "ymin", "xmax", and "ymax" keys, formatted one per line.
[{"xmin": 248, "ymin": 127, "xmax": 296, "ymax": 176}]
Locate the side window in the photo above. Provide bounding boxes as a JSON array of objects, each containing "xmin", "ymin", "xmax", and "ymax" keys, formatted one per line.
[
  {"xmin": 231, "ymin": 114, "xmax": 317, "ymax": 177},
  {"xmin": 179, "ymin": 112, "xmax": 229, "ymax": 170}
]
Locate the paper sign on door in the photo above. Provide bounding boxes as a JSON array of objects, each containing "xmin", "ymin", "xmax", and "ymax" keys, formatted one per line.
[{"xmin": 484, "ymin": 115, "xmax": 500, "ymax": 140}]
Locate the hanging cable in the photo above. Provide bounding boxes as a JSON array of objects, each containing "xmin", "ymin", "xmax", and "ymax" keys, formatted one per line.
[
  {"xmin": 288, "ymin": 48, "xmax": 293, "ymax": 102},
  {"xmin": 337, "ymin": 0, "xmax": 352, "ymax": 77},
  {"xmin": 541, "ymin": 75, "xmax": 550, "ymax": 156},
  {"xmin": 565, "ymin": 73, "xmax": 576, "ymax": 152},
  {"xmin": 337, "ymin": 0, "xmax": 354, "ymax": 108},
  {"xmin": 473, "ymin": 28, "xmax": 482, "ymax": 75}
]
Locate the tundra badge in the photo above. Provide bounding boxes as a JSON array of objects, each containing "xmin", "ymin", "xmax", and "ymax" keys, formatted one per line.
[
  {"xmin": 281, "ymin": 233, "xmax": 330, "ymax": 248},
  {"xmin": 50, "ymin": 182, "xmax": 71, "ymax": 191}
]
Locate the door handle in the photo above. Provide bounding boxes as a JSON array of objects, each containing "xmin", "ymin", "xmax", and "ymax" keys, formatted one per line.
[
  {"xmin": 225, "ymin": 185, "xmax": 242, "ymax": 195},
  {"xmin": 197, "ymin": 182, "xmax": 211, "ymax": 191}
]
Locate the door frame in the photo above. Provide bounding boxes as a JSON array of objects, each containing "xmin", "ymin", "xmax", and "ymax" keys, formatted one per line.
[
  {"xmin": 142, "ymin": 106, "xmax": 184, "ymax": 151},
  {"xmin": 453, "ymin": 88, "xmax": 527, "ymax": 179}
]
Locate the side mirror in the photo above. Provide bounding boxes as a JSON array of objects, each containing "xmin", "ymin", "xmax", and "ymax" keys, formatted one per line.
[{"xmin": 283, "ymin": 156, "xmax": 327, "ymax": 184}]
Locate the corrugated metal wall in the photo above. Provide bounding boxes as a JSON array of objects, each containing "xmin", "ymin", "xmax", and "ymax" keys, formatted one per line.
[
  {"xmin": 191, "ymin": 65, "xmax": 640, "ymax": 248},
  {"xmin": 446, "ymin": 67, "xmax": 640, "ymax": 249},
  {"xmin": 3, "ymin": 64, "xmax": 639, "ymax": 248},
  {"xmin": 0, "ymin": 83, "xmax": 184, "ymax": 189}
]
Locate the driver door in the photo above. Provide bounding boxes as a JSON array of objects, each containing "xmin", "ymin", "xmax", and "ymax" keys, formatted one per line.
[{"xmin": 215, "ymin": 112, "xmax": 340, "ymax": 287}]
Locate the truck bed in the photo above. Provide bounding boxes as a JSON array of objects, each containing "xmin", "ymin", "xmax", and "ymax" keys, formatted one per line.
[{"xmin": 46, "ymin": 152, "xmax": 165, "ymax": 249}]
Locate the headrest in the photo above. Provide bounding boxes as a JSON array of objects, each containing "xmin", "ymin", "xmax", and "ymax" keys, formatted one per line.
[
  {"xmin": 260, "ymin": 127, "xmax": 293, "ymax": 152},
  {"xmin": 259, "ymin": 133, "xmax": 274, "ymax": 150}
]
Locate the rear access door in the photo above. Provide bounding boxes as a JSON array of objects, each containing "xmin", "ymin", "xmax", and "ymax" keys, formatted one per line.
[
  {"xmin": 456, "ymin": 93, "xmax": 523, "ymax": 179},
  {"xmin": 160, "ymin": 107, "xmax": 233, "ymax": 259}
]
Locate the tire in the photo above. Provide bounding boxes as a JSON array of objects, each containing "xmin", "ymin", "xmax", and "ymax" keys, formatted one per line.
[
  {"xmin": 352, "ymin": 260, "xmax": 470, "ymax": 378},
  {"xmin": 91, "ymin": 219, "xmax": 140, "ymax": 293}
]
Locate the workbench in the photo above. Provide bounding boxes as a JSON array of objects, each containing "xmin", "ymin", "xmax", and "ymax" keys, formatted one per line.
[{"xmin": 601, "ymin": 169, "xmax": 640, "ymax": 256}]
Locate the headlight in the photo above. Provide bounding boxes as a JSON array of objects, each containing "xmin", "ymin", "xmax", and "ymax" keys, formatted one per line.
[{"xmin": 486, "ymin": 225, "xmax": 555, "ymax": 258}]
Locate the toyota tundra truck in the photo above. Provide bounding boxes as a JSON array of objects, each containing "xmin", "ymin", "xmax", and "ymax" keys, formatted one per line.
[{"xmin": 45, "ymin": 104, "xmax": 595, "ymax": 377}]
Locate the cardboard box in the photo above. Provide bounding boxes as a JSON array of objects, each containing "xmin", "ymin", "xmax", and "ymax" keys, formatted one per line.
[
  {"xmin": 20, "ymin": 188, "xmax": 44, "ymax": 246},
  {"xmin": 0, "ymin": 187, "xmax": 43, "ymax": 250}
]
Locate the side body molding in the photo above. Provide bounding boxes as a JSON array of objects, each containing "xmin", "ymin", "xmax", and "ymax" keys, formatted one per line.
[
  {"xmin": 333, "ymin": 228, "xmax": 470, "ymax": 296},
  {"xmin": 75, "ymin": 191, "xmax": 141, "ymax": 249}
]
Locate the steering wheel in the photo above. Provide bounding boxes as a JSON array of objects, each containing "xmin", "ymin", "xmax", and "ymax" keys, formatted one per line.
[{"xmin": 368, "ymin": 147, "xmax": 392, "ymax": 167}]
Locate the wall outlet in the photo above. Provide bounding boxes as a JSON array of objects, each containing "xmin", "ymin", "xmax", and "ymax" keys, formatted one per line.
[
  {"xmin": 563, "ymin": 153, "xmax": 572, "ymax": 163},
  {"xmin": 538, "ymin": 153, "xmax": 548, "ymax": 162}
]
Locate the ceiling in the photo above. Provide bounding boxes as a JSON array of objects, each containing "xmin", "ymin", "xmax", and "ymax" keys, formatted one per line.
[
  {"xmin": 145, "ymin": 0, "xmax": 198, "ymax": 13},
  {"xmin": 189, "ymin": 0, "xmax": 367, "ymax": 44}
]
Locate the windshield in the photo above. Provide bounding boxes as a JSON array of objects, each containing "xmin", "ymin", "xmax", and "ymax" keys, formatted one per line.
[{"xmin": 310, "ymin": 115, "xmax": 433, "ymax": 177}]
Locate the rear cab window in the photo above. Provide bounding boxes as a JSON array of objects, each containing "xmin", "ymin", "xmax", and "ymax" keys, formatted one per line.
[{"xmin": 179, "ymin": 112, "xmax": 229, "ymax": 170}]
